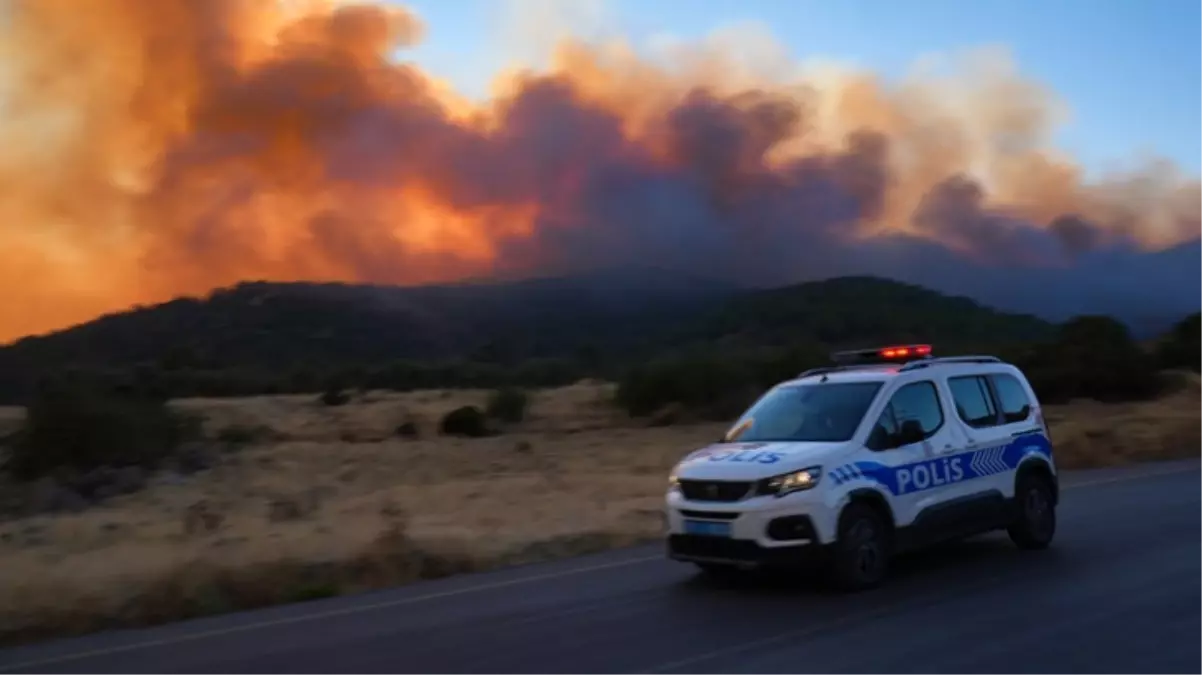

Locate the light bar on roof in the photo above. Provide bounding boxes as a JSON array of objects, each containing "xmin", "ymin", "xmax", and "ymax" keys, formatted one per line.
[
  {"xmin": 879, "ymin": 344, "xmax": 931, "ymax": 359},
  {"xmin": 830, "ymin": 344, "xmax": 934, "ymax": 365}
]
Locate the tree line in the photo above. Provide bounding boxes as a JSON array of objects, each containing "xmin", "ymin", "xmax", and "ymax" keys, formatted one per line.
[{"xmin": 0, "ymin": 311, "xmax": 1195, "ymax": 488}]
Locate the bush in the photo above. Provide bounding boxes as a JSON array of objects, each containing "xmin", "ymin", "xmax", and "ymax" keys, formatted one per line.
[
  {"xmin": 613, "ymin": 318, "xmax": 1178, "ymax": 419},
  {"xmin": 1017, "ymin": 315, "xmax": 1161, "ymax": 404},
  {"xmin": 215, "ymin": 424, "xmax": 276, "ymax": 447},
  {"xmin": 749, "ymin": 342, "xmax": 829, "ymax": 387},
  {"xmin": 395, "ymin": 421, "xmax": 420, "ymax": 439},
  {"xmin": 616, "ymin": 354, "xmax": 757, "ymax": 419},
  {"xmin": 613, "ymin": 341, "xmax": 830, "ymax": 419},
  {"xmin": 1156, "ymin": 312, "xmax": 1200, "ymax": 372},
  {"xmin": 439, "ymin": 406, "xmax": 490, "ymax": 438},
  {"xmin": 319, "ymin": 388, "xmax": 351, "ymax": 407},
  {"xmin": 6, "ymin": 383, "xmax": 197, "ymax": 480},
  {"xmin": 486, "ymin": 388, "xmax": 529, "ymax": 423}
]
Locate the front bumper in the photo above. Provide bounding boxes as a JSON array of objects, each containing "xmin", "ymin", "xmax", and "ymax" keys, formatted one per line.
[
  {"xmin": 664, "ymin": 488, "xmax": 837, "ymax": 567},
  {"xmin": 666, "ymin": 532, "xmax": 828, "ymax": 568}
]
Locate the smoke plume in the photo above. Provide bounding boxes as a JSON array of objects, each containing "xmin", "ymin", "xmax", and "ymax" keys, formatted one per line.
[{"xmin": 1, "ymin": 0, "xmax": 1198, "ymax": 343}]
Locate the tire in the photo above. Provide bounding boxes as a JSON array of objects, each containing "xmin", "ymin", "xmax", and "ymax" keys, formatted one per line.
[
  {"xmin": 828, "ymin": 502, "xmax": 891, "ymax": 591},
  {"xmin": 1008, "ymin": 472, "xmax": 1056, "ymax": 550}
]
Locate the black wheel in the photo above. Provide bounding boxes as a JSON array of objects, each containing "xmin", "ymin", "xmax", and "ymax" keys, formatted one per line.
[
  {"xmin": 1008, "ymin": 472, "xmax": 1056, "ymax": 550},
  {"xmin": 829, "ymin": 503, "xmax": 891, "ymax": 591}
]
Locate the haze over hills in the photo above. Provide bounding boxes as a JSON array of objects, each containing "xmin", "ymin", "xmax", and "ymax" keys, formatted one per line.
[{"xmin": 851, "ymin": 237, "xmax": 1202, "ymax": 337}]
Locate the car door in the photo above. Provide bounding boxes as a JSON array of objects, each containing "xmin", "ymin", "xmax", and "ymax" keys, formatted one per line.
[
  {"xmin": 944, "ymin": 372, "xmax": 1014, "ymax": 507},
  {"xmin": 984, "ymin": 371, "xmax": 1049, "ymax": 495},
  {"xmin": 854, "ymin": 379, "xmax": 957, "ymax": 530}
]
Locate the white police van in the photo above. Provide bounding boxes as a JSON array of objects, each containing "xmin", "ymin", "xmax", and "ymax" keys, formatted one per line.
[{"xmin": 665, "ymin": 344, "xmax": 1058, "ymax": 590}]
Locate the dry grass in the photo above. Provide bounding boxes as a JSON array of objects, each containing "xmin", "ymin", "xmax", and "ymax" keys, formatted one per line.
[
  {"xmin": 0, "ymin": 377, "xmax": 1197, "ymax": 644},
  {"xmin": 1046, "ymin": 371, "xmax": 1201, "ymax": 468}
]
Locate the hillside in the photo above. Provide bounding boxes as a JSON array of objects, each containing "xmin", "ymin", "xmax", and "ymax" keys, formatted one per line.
[
  {"xmin": 0, "ymin": 272, "xmax": 1057, "ymax": 402},
  {"xmin": 2, "ymin": 268, "xmax": 733, "ymax": 365},
  {"xmin": 694, "ymin": 276, "xmax": 1052, "ymax": 350}
]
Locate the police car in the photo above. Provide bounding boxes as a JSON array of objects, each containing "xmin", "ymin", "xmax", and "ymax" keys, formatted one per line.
[{"xmin": 665, "ymin": 344, "xmax": 1058, "ymax": 590}]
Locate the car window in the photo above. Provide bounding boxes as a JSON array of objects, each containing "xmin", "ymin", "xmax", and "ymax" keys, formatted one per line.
[
  {"xmin": 991, "ymin": 374, "xmax": 1032, "ymax": 424},
  {"xmin": 889, "ymin": 381, "xmax": 944, "ymax": 435},
  {"xmin": 866, "ymin": 381, "xmax": 943, "ymax": 450},
  {"xmin": 948, "ymin": 375, "xmax": 999, "ymax": 428},
  {"xmin": 725, "ymin": 381, "xmax": 884, "ymax": 443}
]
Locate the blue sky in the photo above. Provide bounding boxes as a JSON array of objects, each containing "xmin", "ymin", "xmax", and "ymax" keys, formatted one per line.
[{"xmin": 392, "ymin": 0, "xmax": 1200, "ymax": 176}]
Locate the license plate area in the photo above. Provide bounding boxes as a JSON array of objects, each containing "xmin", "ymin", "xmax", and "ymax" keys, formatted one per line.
[{"xmin": 683, "ymin": 519, "xmax": 732, "ymax": 537}]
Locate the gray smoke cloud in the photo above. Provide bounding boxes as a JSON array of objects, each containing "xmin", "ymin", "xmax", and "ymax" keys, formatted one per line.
[{"xmin": 0, "ymin": 0, "xmax": 1196, "ymax": 343}]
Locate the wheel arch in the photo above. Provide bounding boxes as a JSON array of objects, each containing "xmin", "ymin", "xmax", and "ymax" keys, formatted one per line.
[
  {"xmin": 841, "ymin": 487, "xmax": 898, "ymax": 532},
  {"xmin": 1015, "ymin": 456, "xmax": 1058, "ymax": 505}
]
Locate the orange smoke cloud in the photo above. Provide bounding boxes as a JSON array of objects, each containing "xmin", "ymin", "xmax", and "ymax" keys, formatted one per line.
[{"xmin": 1, "ymin": 0, "xmax": 1198, "ymax": 343}]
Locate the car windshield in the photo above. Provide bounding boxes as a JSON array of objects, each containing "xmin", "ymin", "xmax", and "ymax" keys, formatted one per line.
[{"xmin": 724, "ymin": 381, "xmax": 885, "ymax": 443}]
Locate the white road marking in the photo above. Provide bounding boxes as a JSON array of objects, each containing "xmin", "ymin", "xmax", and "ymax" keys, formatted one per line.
[
  {"xmin": 1, "ymin": 462, "xmax": 1195, "ymax": 672},
  {"xmin": 1061, "ymin": 464, "xmax": 1198, "ymax": 491}
]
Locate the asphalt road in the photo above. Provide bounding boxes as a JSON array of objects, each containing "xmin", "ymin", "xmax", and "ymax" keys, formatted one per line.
[{"xmin": 2, "ymin": 459, "xmax": 1199, "ymax": 674}]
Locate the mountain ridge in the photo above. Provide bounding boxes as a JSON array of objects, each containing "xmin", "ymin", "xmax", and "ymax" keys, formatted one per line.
[{"xmin": 0, "ymin": 268, "xmax": 1191, "ymax": 403}]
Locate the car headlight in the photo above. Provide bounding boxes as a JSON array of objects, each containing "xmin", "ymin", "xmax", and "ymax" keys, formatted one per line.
[
  {"xmin": 668, "ymin": 468, "xmax": 681, "ymax": 493},
  {"xmin": 756, "ymin": 466, "xmax": 822, "ymax": 497}
]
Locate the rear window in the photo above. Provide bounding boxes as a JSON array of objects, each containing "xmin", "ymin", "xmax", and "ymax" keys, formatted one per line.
[
  {"xmin": 725, "ymin": 381, "xmax": 884, "ymax": 443},
  {"xmin": 948, "ymin": 375, "xmax": 998, "ymax": 427},
  {"xmin": 991, "ymin": 373, "xmax": 1033, "ymax": 423}
]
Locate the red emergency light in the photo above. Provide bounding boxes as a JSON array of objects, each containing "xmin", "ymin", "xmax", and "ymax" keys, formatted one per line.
[
  {"xmin": 830, "ymin": 344, "xmax": 934, "ymax": 365},
  {"xmin": 879, "ymin": 344, "xmax": 931, "ymax": 359}
]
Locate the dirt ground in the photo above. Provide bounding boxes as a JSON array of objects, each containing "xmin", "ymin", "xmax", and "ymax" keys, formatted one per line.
[{"xmin": 0, "ymin": 376, "xmax": 1197, "ymax": 643}]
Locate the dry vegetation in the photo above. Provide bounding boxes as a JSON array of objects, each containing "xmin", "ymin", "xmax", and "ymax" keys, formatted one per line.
[{"xmin": 0, "ymin": 377, "xmax": 1198, "ymax": 644}]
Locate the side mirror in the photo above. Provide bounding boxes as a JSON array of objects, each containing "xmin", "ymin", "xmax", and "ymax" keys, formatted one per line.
[
  {"xmin": 896, "ymin": 419, "xmax": 926, "ymax": 446},
  {"xmin": 866, "ymin": 424, "xmax": 888, "ymax": 451}
]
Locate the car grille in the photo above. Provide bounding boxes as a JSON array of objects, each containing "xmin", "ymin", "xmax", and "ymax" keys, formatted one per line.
[
  {"xmin": 678, "ymin": 510, "xmax": 740, "ymax": 520},
  {"xmin": 678, "ymin": 479, "xmax": 752, "ymax": 502}
]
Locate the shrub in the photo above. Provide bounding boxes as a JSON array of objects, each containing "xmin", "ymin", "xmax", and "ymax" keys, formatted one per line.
[
  {"xmin": 1156, "ymin": 312, "xmax": 1200, "ymax": 372},
  {"xmin": 319, "ymin": 388, "xmax": 351, "ymax": 407},
  {"xmin": 6, "ymin": 383, "xmax": 197, "ymax": 480},
  {"xmin": 1017, "ymin": 315, "xmax": 1161, "ymax": 404},
  {"xmin": 439, "ymin": 406, "xmax": 490, "ymax": 438},
  {"xmin": 616, "ymin": 354, "xmax": 757, "ymax": 419},
  {"xmin": 611, "ymin": 340, "xmax": 832, "ymax": 420},
  {"xmin": 486, "ymin": 388, "xmax": 529, "ymax": 423},
  {"xmin": 743, "ymin": 342, "xmax": 828, "ymax": 386},
  {"xmin": 215, "ymin": 424, "xmax": 276, "ymax": 447}
]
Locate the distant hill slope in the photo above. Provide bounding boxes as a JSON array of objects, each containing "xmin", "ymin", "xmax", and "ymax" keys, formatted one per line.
[
  {"xmin": 1, "ymin": 267, "xmax": 735, "ymax": 367},
  {"xmin": 0, "ymin": 272, "xmax": 1061, "ymax": 402},
  {"xmin": 694, "ymin": 276, "xmax": 1053, "ymax": 350}
]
